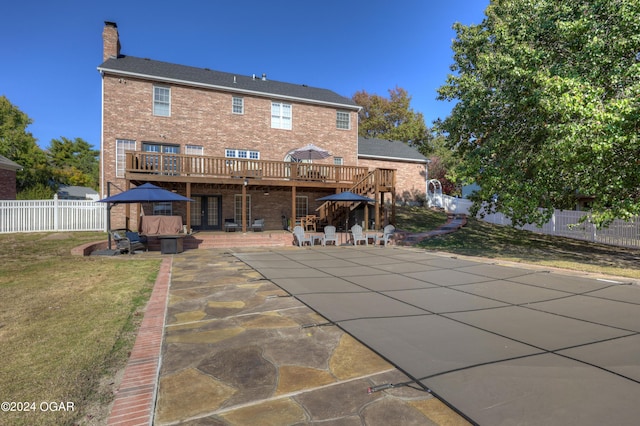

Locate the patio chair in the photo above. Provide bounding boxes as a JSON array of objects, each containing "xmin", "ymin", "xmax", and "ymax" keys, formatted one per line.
[
  {"xmin": 378, "ymin": 224, "xmax": 396, "ymax": 247},
  {"xmin": 322, "ymin": 225, "xmax": 338, "ymax": 246},
  {"xmin": 350, "ymin": 224, "xmax": 368, "ymax": 246},
  {"xmin": 224, "ymin": 218, "xmax": 239, "ymax": 232},
  {"xmin": 111, "ymin": 229, "xmax": 147, "ymax": 254},
  {"xmin": 293, "ymin": 225, "xmax": 312, "ymax": 247},
  {"xmin": 251, "ymin": 218, "xmax": 265, "ymax": 232}
]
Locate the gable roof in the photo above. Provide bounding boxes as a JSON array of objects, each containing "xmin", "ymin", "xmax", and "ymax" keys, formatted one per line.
[
  {"xmin": 57, "ymin": 185, "xmax": 99, "ymax": 200},
  {"xmin": 0, "ymin": 155, "xmax": 22, "ymax": 171},
  {"xmin": 98, "ymin": 55, "xmax": 359, "ymax": 110},
  {"xmin": 358, "ymin": 137, "xmax": 428, "ymax": 163}
]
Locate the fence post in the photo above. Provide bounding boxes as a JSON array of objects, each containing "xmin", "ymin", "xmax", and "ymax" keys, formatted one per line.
[{"xmin": 53, "ymin": 194, "xmax": 59, "ymax": 231}]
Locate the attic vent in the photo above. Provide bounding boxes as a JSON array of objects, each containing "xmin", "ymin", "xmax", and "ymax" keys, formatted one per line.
[{"xmin": 262, "ymin": 73, "xmax": 267, "ymax": 81}]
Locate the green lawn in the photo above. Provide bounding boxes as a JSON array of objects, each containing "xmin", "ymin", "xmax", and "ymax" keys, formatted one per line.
[
  {"xmin": 0, "ymin": 232, "xmax": 161, "ymax": 425},
  {"xmin": 396, "ymin": 206, "xmax": 640, "ymax": 280}
]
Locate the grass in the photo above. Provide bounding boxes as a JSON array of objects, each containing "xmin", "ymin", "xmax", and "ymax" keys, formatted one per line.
[
  {"xmin": 0, "ymin": 232, "xmax": 161, "ymax": 426},
  {"xmin": 396, "ymin": 206, "xmax": 640, "ymax": 280}
]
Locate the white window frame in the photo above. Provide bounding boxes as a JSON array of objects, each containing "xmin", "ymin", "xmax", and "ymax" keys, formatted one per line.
[
  {"xmin": 185, "ymin": 145, "xmax": 204, "ymax": 156},
  {"xmin": 336, "ymin": 111, "xmax": 350, "ymax": 130},
  {"xmin": 333, "ymin": 157, "xmax": 344, "ymax": 166},
  {"xmin": 225, "ymin": 149, "xmax": 260, "ymax": 159},
  {"xmin": 271, "ymin": 102, "xmax": 292, "ymax": 130},
  {"xmin": 153, "ymin": 86, "xmax": 171, "ymax": 116},
  {"xmin": 295, "ymin": 196, "xmax": 308, "ymax": 219},
  {"xmin": 115, "ymin": 139, "xmax": 136, "ymax": 178},
  {"xmin": 232, "ymin": 96, "xmax": 244, "ymax": 114}
]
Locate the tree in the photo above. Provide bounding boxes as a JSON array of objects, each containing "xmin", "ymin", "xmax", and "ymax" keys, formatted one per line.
[
  {"xmin": 0, "ymin": 95, "xmax": 51, "ymax": 193},
  {"xmin": 47, "ymin": 137, "xmax": 99, "ymax": 189},
  {"xmin": 437, "ymin": 0, "xmax": 640, "ymax": 227},
  {"xmin": 427, "ymin": 133, "xmax": 459, "ymax": 195},
  {"xmin": 353, "ymin": 87, "xmax": 431, "ymax": 153}
]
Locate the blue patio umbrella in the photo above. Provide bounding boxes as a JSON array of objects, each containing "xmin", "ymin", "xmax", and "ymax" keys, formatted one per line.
[
  {"xmin": 317, "ymin": 191, "xmax": 374, "ymax": 203},
  {"xmin": 98, "ymin": 183, "xmax": 193, "ymax": 251},
  {"xmin": 98, "ymin": 183, "xmax": 193, "ymax": 204}
]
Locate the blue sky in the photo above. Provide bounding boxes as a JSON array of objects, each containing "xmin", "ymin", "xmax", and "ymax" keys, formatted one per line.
[{"xmin": 1, "ymin": 0, "xmax": 488, "ymax": 149}]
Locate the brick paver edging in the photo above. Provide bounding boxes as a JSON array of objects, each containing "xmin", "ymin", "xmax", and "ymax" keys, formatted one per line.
[{"xmin": 107, "ymin": 257, "xmax": 172, "ymax": 426}]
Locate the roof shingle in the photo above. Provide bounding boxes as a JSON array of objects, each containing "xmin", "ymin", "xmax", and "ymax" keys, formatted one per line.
[
  {"xmin": 358, "ymin": 137, "xmax": 428, "ymax": 162},
  {"xmin": 98, "ymin": 56, "xmax": 359, "ymax": 109}
]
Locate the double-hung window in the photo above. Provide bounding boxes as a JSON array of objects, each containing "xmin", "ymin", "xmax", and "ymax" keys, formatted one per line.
[
  {"xmin": 336, "ymin": 111, "xmax": 350, "ymax": 130},
  {"xmin": 271, "ymin": 102, "xmax": 292, "ymax": 130},
  {"xmin": 232, "ymin": 96, "xmax": 244, "ymax": 114},
  {"xmin": 153, "ymin": 86, "xmax": 171, "ymax": 116}
]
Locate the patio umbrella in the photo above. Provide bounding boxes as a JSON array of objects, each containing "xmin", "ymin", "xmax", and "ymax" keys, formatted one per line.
[
  {"xmin": 97, "ymin": 183, "xmax": 193, "ymax": 204},
  {"xmin": 290, "ymin": 143, "xmax": 331, "ymax": 161},
  {"xmin": 98, "ymin": 183, "xmax": 193, "ymax": 250},
  {"xmin": 317, "ymin": 191, "xmax": 374, "ymax": 203}
]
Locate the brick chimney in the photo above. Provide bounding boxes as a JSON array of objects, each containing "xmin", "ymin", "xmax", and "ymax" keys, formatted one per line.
[{"xmin": 102, "ymin": 21, "xmax": 121, "ymax": 62}]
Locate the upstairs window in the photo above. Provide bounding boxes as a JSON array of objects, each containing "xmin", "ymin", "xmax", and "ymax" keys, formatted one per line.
[
  {"xmin": 336, "ymin": 111, "xmax": 350, "ymax": 130},
  {"xmin": 232, "ymin": 96, "xmax": 244, "ymax": 114},
  {"xmin": 271, "ymin": 102, "xmax": 292, "ymax": 130},
  {"xmin": 153, "ymin": 86, "xmax": 171, "ymax": 116}
]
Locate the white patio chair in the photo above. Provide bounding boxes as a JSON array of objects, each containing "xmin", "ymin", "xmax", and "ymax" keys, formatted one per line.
[
  {"xmin": 322, "ymin": 225, "xmax": 338, "ymax": 246},
  {"xmin": 350, "ymin": 224, "xmax": 368, "ymax": 246},
  {"xmin": 293, "ymin": 225, "xmax": 312, "ymax": 247},
  {"xmin": 251, "ymin": 218, "xmax": 265, "ymax": 232},
  {"xmin": 378, "ymin": 224, "xmax": 396, "ymax": 246}
]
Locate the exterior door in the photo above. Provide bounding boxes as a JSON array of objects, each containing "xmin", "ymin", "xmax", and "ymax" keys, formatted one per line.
[{"xmin": 190, "ymin": 196, "xmax": 221, "ymax": 230}]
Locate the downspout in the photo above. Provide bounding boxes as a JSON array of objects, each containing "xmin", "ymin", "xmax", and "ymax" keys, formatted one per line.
[
  {"xmin": 100, "ymin": 71, "xmax": 107, "ymax": 235},
  {"xmin": 100, "ymin": 71, "xmax": 105, "ymax": 198}
]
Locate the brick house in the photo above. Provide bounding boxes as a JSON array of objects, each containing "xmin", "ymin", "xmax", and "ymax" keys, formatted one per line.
[
  {"xmin": 98, "ymin": 22, "xmax": 426, "ymax": 233},
  {"xmin": 0, "ymin": 155, "xmax": 22, "ymax": 200}
]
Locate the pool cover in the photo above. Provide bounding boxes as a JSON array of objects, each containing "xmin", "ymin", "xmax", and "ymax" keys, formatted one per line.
[{"xmin": 236, "ymin": 247, "xmax": 640, "ymax": 426}]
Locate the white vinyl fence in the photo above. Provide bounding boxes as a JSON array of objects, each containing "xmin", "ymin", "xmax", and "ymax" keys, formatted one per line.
[
  {"xmin": 428, "ymin": 193, "xmax": 640, "ymax": 249},
  {"xmin": 0, "ymin": 196, "xmax": 107, "ymax": 233}
]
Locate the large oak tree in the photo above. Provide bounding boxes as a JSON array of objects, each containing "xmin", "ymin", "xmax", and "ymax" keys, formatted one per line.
[{"xmin": 437, "ymin": 0, "xmax": 640, "ymax": 226}]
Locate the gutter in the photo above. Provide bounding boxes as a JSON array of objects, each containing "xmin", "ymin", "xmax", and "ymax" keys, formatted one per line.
[{"xmin": 358, "ymin": 154, "xmax": 430, "ymax": 164}]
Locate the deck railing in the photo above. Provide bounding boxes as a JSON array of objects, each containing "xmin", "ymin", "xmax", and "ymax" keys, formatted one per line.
[{"xmin": 126, "ymin": 152, "xmax": 370, "ymax": 183}]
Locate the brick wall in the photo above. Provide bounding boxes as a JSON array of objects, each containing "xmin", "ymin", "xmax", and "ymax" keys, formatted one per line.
[
  {"xmin": 0, "ymin": 168, "xmax": 17, "ymax": 199},
  {"xmin": 358, "ymin": 158, "xmax": 427, "ymax": 203}
]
